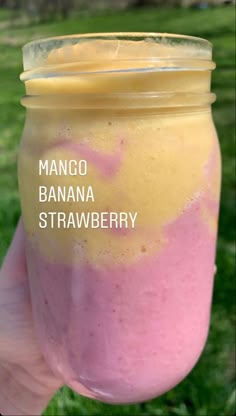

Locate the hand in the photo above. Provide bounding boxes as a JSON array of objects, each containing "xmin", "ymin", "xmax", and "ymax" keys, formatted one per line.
[{"xmin": 0, "ymin": 219, "xmax": 63, "ymax": 415}]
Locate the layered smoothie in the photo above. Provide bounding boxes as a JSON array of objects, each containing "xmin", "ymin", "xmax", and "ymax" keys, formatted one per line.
[{"xmin": 18, "ymin": 34, "xmax": 221, "ymax": 403}]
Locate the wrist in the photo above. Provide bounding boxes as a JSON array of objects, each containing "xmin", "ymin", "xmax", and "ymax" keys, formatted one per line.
[{"xmin": 0, "ymin": 363, "xmax": 55, "ymax": 416}]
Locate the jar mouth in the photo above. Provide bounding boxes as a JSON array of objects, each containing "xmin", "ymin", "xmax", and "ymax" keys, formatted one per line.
[
  {"xmin": 21, "ymin": 32, "xmax": 214, "ymax": 74},
  {"xmin": 23, "ymin": 32, "xmax": 212, "ymax": 57}
]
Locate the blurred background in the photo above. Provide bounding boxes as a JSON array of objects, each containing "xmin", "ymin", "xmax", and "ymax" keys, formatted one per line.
[{"xmin": 0, "ymin": 1, "xmax": 235, "ymax": 415}]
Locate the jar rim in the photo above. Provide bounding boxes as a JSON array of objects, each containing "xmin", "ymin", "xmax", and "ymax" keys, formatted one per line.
[
  {"xmin": 23, "ymin": 32, "xmax": 212, "ymax": 50},
  {"xmin": 22, "ymin": 32, "xmax": 213, "ymax": 72}
]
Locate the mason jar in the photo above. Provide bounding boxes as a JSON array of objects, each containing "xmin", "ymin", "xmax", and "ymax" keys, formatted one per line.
[{"xmin": 18, "ymin": 33, "xmax": 221, "ymax": 404}]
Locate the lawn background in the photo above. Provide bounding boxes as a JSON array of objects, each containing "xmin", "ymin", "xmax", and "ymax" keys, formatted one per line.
[{"xmin": 0, "ymin": 5, "xmax": 235, "ymax": 416}]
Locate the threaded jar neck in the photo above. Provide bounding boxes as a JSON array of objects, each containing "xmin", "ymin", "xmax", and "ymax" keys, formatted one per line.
[{"xmin": 20, "ymin": 33, "xmax": 216, "ymax": 109}]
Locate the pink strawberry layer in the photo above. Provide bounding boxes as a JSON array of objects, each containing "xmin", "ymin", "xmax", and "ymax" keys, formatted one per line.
[{"xmin": 25, "ymin": 196, "xmax": 218, "ymax": 404}]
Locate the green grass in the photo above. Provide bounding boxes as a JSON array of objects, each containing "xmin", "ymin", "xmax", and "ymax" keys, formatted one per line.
[{"xmin": 0, "ymin": 5, "xmax": 235, "ymax": 416}]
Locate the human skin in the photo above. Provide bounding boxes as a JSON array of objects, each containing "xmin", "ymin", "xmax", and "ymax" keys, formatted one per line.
[{"xmin": 0, "ymin": 220, "xmax": 62, "ymax": 416}]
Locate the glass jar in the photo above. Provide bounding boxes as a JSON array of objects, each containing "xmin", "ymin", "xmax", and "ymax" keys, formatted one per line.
[{"xmin": 18, "ymin": 33, "xmax": 221, "ymax": 404}]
